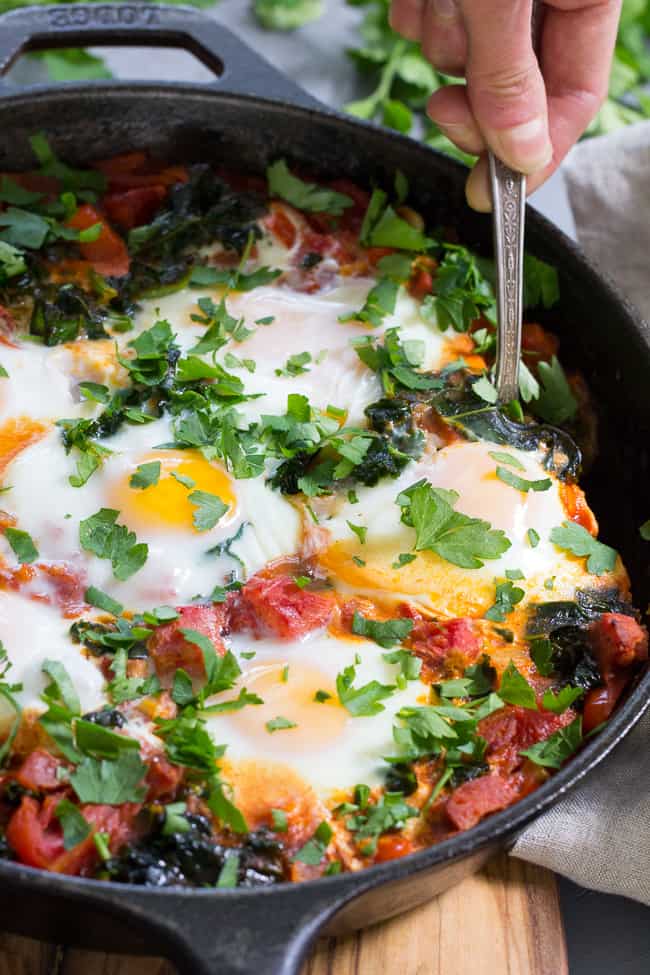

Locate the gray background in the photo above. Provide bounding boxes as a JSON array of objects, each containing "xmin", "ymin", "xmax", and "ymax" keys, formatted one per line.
[{"xmin": 7, "ymin": 0, "xmax": 650, "ymax": 969}]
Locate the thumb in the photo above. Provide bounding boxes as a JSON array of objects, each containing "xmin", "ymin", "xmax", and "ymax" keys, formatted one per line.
[{"xmin": 460, "ymin": 0, "xmax": 553, "ymax": 174}]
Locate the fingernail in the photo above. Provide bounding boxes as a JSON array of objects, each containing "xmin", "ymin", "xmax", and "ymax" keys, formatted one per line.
[
  {"xmin": 432, "ymin": 0, "xmax": 457, "ymax": 18},
  {"xmin": 492, "ymin": 118, "xmax": 553, "ymax": 174},
  {"xmin": 466, "ymin": 164, "xmax": 492, "ymax": 213}
]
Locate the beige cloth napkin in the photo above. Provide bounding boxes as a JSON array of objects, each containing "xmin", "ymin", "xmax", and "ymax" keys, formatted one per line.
[{"xmin": 512, "ymin": 123, "xmax": 650, "ymax": 902}]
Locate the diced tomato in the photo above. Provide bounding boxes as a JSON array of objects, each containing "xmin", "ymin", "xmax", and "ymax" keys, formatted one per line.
[
  {"xmin": 148, "ymin": 603, "xmax": 228, "ymax": 684},
  {"xmin": 145, "ymin": 754, "xmax": 185, "ymax": 801},
  {"xmin": 264, "ymin": 205, "xmax": 298, "ymax": 249},
  {"xmin": 38, "ymin": 562, "xmax": 87, "ymax": 618},
  {"xmin": 559, "ymin": 482, "xmax": 599, "ymax": 535},
  {"xmin": 66, "ymin": 204, "xmax": 129, "ymax": 277},
  {"xmin": 14, "ymin": 750, "xmax": 65, "ymax": 792},
  {"xmin": 406, "ymin": 613, "xmax": 481, "ymax": 679},
  {"xmin": 374, "ymin": 834, "xmax": 415, "ymax": 863},
  {"xmin": 446, "ymin": 774, "xmax": 517, "ymax": 831},
  {"xmin": 6, "ymin": 795, "xmax": 65, "ymax": 869},
  {"xmin": 588, "ymin": 613, "xmax": 648, "ymax": 678},
  {"xmin": 521, "ymin": 322, "xmax": 559, "ymax": 366},
  {"xmin": 93, "ymin": 151, "xmax": 148, "ymax": 179},
  {"xmin": 6, "ymin": 794, "xmax": 140, "ymax": 875},
  {"xmin": 408, "ymin": 268, "xmax": 433, "ymax": 299},
  {"xmin": 479, "ymin": 705, "xmax": 569, "ymax": 774},
  {"xmin": 94, "ymin": 152, "xmax": 187, "ymax": 190},
  {"xmin": 103, "ymin": 185, "xmax": 166, "ymax": 230},
  {"xmin": 408, "ymin": 256, "xmax": 437, "ymax": 299},
  {"xmin": 237, "ymin": 573, "xmax": 335, "ymax": 640},
  {"xmin": 582, "ymin": 676, "xmax": 628, "ymax": 734}
]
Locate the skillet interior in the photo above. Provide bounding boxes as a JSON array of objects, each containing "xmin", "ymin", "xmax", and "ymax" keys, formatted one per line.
[{"xmin": 0, "ymin": 45, "xmax": 649, "ymax": 975}]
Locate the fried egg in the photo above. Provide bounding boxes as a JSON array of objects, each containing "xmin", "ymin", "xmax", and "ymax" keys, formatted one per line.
[
  {"xmin": 0, "ymin": 592, "xmax": 105, "ymax": 721},
  {"xmin": 1, "ymin": 417, "xmax": 301, "ymax": 610},
  {"xmin": 205, "ymin": 629, "xmax": 425, "ymax": 794},
  {"xmin": 316, "ymin": 439, "xmax": 623, "ymax": 619},
  {"xmin": 125, "ymin": 277, "xmax": 453, "ymax": 425}
]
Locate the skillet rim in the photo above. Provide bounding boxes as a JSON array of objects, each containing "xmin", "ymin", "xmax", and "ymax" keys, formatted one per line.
[{"xmin": 0, "ymin": 79, "xmax": 648, "ymax": 905}]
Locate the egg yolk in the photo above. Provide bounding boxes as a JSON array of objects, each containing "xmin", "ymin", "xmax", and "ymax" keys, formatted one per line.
[
  {"xmin": 111, "ymin": 450, "xmax": 237, "ymax": 532},
  {"xmin": 216, "ymin": 660, "xmax": 348, "ymax": 753}
]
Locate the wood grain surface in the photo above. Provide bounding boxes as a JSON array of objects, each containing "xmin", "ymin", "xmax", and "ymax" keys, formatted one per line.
[{"xmin": 0, "ymin": 856, "xmax": 567, "ymax": 975}]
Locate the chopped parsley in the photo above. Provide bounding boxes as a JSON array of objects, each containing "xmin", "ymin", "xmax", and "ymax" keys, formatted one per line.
[
  {"xmin": 520, "ymin": 716, "xmax": 583, "ymax": 768},
  {"xmin": 392, "ymin": 553, "xmax": 416, "ymax": 569},
  {"xmin": 397, "ymin": 480, "xmax": 511, "ymax": 569},
  {"xmin": 484, "ymin": 580, "xmax": 525, "ymax": 623},
  {"xmin": 188, "ymin": 490, "xmax": 229, "ymax": 532},
  {"xmin": 84, "ymin": 586, "xmax": 123, "ymax": 617},
  {"xmin": 339, "ymin": 277, "xmax": 399, "ymax": 328},
  {"xmin": 498, "ymin": 661, "xmax": 537, "ymax": 709},
  {"xmin": 275, "ymin": 351, "xmax": 312, "ymax": 377},
  {"xmin": 129, "ymin": 461, "xmax": 161, "ymax": 490},
  {"xmin": 292, "ymin": 821, "xmax": 333, "ymax": 864},
  {"xmin": 54, "ymin": 799, "xmax": 91, "ymax": 850},
  {"xmin": 351, "ymin": 612, "xmax": 413, "ymax": 649},
  {"xmin": 496, "ymin": 466, "xmax": 552, "ymax": 493},
  {"xmin": 550, "ymin": 522, "xmax": 617, "ymax": 576},
  {"xmin": 4, "ymin": 527, "xmax": 38, "ymax": 564},
  {"xmin": 347, "ymin": 521, "xmax": 368, "ymax": 544},
  {"xmin": 265, "ymin": 715, "xmax": 297, "ymax": 733},
  {"xmin": 70, "ymin": 752, "xmax": 147, "ymax": 805},
  {"xmin": 267, "ymin": 160, "xmax": 352, "ymax": 216},
  {"xmin": 336, "ymin": 659, "xmax": 395, "ymax": 716},
  {"xmin": 79, "ymin": 508, "xmax": 148, "ymax": 580}
]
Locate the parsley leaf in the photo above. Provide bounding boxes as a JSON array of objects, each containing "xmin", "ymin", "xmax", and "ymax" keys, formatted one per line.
[
  {"xmin": 70, "ymin": 751, "xmax": 147, "ymax": 804},
  {"xmin": 79, "ymin": 508, "xmax": 148, "ymax": 580},
  {"xmin": 498, "ymin": 661, "xmax": 537, "ymax": 709},
  {"xmin": 533, "ymin": 356, "xmax": 578, "ymax": 425},
  {"xmin": 265, "ymin": 715, "xmax": 297, "ymax": 732},
  {"xmin": 484, "ymin": 580, "xmax": 525, "ymax": 623},
  {"xmin": 398, "ymin": 480, "xmax": 511, "ymax": 569},
  {"xmin": 54, "ymin": 799, "xmax": 91, "ymax": 850},
  {"xmin": 339, "ymin": 278, "xmax": 399, "ymax": 328},
  {"xmin": 267, "ymin": 160, "xmax": 353, "ymax": 215},
  {"xmin": 351, "ymin": 611, "xmax": 413, "ymax": 649},
  {"xmin": 4, "ymin": 527, "xmax": 39, "ymax": 564},
  {"xmin": 292, "ymin": 821, "xmax": 332, "ymax": 864},
  {"xmin": 520, "ymin": 716, "xmax": 583, "ymax": 768},
  {"xmin": 42, "ymin": 659, "xmax": 81, "ymax": 714},
  {"xmin": 640, "ymin": 519, "xmax": 650, "ymax": 541},
  {"xmin": 129, "ymin": 461, "xmax": 161, "ymax": 490},
  {"xmin": 542, "ymin": 685, "xmax": 584, "ymax": 714},
  {"xmin": 336, "ymin": 660, "xmax": 395, "ymax": 716},
  {"xmin": 188, "ymin": 490, "xmax": 229, "ymax": 532},
  {"xmin": 84, "ymin": 586, "xmax": 123, "ymax": 616},
  {"xmin": 496, "ymin": 467, "xmax": 552, "ymax": 493},
  {"xmin": 383, "ymin": 648, "xmax": 422, "ymax": 681},
  {"xmin": 550, "ymin": 522, "xmax": 617, "ymax": 575},
  {"xmin": 488, "ymin": 451, "xmax": 525, "ymax": 471}
]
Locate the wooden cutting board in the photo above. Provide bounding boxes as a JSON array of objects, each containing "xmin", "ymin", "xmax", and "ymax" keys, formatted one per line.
[{"xmin": 0, "ymin": 856, "xmax": 567, "ymax": 975}]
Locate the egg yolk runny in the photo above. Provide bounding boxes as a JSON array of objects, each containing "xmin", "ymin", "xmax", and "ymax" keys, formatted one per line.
[
  {"xmin": 111, "ymin": 450, "xmax": 237, "ymax": 532},
  {"xmin": 214, "ymin": 660, "xmax": 348, "ymax": 753}
]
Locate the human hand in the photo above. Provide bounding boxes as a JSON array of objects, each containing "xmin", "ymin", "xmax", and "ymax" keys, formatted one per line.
[{"xmin": 389, "ymin": 0, "xmax": 622, "ymax": 210}]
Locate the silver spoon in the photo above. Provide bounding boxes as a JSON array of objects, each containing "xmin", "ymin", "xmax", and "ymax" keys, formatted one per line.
[{"xmin": 491, "ymin": 0, "xmax": 544, "ymax": 403}]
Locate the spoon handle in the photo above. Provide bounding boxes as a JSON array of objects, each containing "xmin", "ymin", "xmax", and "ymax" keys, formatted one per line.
[{"xmin": 492, "ymin": 0, "xmax": 544, "ymax": 404}]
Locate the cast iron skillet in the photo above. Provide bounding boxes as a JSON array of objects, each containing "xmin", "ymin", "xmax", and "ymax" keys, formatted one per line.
[{"xmin": 0, "ymin": 5, "xmax": 649, "ymax": 974}]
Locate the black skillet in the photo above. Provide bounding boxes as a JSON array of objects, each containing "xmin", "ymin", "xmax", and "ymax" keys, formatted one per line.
[{"xmin": 0, "ymin": 6, "xmax": 649, "ymax": 974}]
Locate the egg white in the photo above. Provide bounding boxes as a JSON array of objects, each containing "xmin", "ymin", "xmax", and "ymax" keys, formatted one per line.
[
  {"xmin": 315, "ymin": 439, "xmax": 607, "ymax": 618},
  {"xmin": 0, "ymin": 591, "xmax": 105, "ymax": 717},
  {"xmin": 205, "ymin": 629, "xmax": 425, "ymax": 795},
  {"xmin": 1, "ymin": 417, "xmax": 302, "ymax": 611}
]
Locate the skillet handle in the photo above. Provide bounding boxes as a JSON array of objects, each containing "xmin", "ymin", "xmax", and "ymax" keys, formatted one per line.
[
  {"xmin": 0, "ymin": 2, "xmax": 322, "ymax": 109},
  {"xmin": 156, "ymin": 885, "xmax": 342, "ymax": 975}
]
